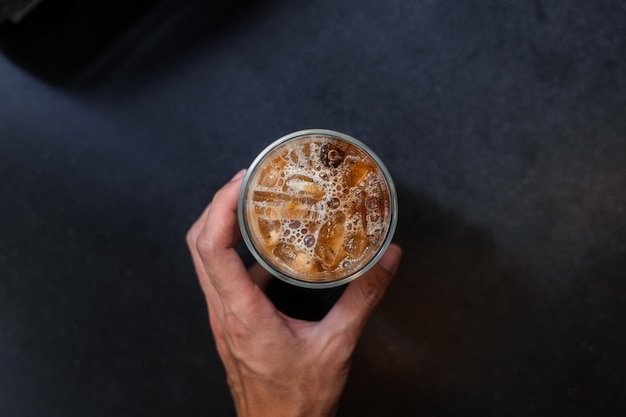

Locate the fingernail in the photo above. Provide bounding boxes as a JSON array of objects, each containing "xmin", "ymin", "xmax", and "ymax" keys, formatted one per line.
[
  {"xmin": 379, "ymin": 243, "xmax": 402, "ymax": 272},
  {"xmin": 229, "ymin": 169, "xmax": 247, "ymax": 183}
]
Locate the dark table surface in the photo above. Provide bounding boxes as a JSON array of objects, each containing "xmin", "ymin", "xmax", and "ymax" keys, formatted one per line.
[{"xmin": 1, "ymin": 0, "xmax": 625, "ymax": 416}]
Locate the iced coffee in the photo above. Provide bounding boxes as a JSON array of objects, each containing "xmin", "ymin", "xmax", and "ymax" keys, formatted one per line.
[{"xmin": 239, "ymin": 130, "xmax": 397, "ymax": 287}]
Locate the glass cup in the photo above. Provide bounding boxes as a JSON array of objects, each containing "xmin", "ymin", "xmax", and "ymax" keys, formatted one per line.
[{"xmin": 238, "ymin": 129, "xmax": 398, "ymax": 288}]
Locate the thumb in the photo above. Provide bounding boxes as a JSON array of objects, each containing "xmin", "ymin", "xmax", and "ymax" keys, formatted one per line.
[{"xmin": 322, "ymin": 243, "xmax": 402, "ymax": 337}]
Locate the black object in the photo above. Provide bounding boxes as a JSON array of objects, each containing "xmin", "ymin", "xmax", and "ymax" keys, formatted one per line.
[
  {"xmin": 0, "ymin": 0, "xmax": 43, "ymax": 24},
  {"xmin": 0, "ymin": 0, "xmax": 163, "ymax": 86},
  {"xmin": 0, "ymin": 0, "xmax": 263, "ymax": 88}
]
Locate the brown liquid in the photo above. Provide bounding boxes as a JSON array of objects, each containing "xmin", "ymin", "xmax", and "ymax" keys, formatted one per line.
[{"xmin": 244, "ymin": 134, "xmax": 391, "ymax": 282}]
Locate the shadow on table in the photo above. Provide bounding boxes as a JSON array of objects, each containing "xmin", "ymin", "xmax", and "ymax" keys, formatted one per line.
[{"xmin": 337, "ymin": 182, "xmax": 534, "ymax": 416}]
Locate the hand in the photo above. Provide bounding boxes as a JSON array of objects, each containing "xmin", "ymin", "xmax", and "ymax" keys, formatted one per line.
[{"xmin": 186, "ymin": 169, "xmax": 402, "ymax": 417}]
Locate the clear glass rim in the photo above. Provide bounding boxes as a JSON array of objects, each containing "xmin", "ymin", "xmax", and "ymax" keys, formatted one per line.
[{"xmin": 237, "ymin": 129, "xmax": 398, "ymax": 289}]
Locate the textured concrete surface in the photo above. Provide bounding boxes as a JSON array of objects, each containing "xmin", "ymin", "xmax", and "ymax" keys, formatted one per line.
[{"xmin": 1, "ymin": 0, "xmax": 625, "ymax": 415}]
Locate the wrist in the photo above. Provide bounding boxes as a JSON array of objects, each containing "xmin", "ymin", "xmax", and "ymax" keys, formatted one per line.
[{"xmin": 231, "ymin": 378, "xmax": 341, "ymax": 417}]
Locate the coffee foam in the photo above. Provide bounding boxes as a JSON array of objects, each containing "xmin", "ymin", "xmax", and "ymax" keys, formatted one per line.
[{"xmin": 246, "ymin": 135, "xmax": 390, "ymax": 281}]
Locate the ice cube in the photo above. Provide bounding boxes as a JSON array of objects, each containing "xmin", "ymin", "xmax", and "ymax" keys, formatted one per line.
[
  {"xmin": 284, "ymin": 174, "xmax": 325, "ymax": 198},
  {"xmin": 344, "ymin": 235, "xmax": 368, "ymax": 259},
  {"xmin": 348, "ymin": 190, "xmax": 368, "ymax": 229},
  {"xmin": 343, "ymin": 156, "xmax": 371, "ymax": 187},
  {"xmin": 273, "ymin": 242, "xmax": 298, "ymax": 267},
  {"xmin": 281, "ymin": 207, "xmax": 313, "ymax": 220},
  {"xmin": 315, "ymin": 212, "xmax": 346, "ymax": 268},
  {"xmin": 255, "ymin": 205, "xmax": 320, "ymax": 221},
  {"xmin": 252, "ymin": 191, "xmax": 308, "ymax": 205},
  {"xmin": 293, "ymin": 252, "xmax": 315, "ymax": 273},
  {"xmin": 257, "ymin": 157, "xmax": 286, "ymax": 187},
  {"xmin": 259, "ymin": 166, "xmax": 280, "ymax": 187},
  {"xmin": 257, "ymin": 219, "xmax": 281, "ymax": 245}
]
